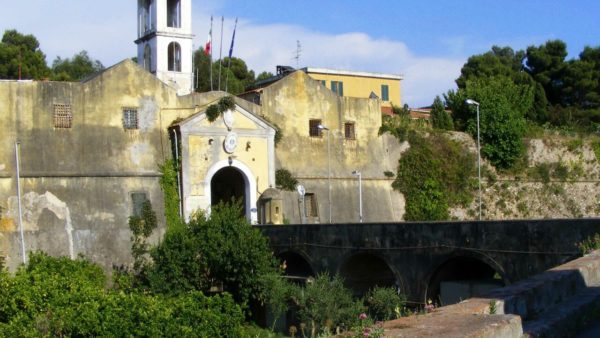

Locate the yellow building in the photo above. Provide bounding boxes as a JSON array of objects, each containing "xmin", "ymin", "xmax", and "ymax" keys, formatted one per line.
[{"xmin": 302, "ymin": 67, "xmax": 403, "ymax": 115}]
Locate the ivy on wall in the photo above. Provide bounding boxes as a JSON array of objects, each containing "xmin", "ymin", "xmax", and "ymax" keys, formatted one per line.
[
  {"xmin": 205, "ymin": 96, "xmax": 235, "ymax": 122},
  {"xmin": 392, "ymin": 131, "xmax": 476, "ymax": 221},
  {"xmin": 159, "ymin": 159, "xmax": 182, "ymax": 231}
]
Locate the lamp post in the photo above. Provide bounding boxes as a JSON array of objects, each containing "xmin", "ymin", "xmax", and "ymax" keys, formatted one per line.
[
  {"xmin": 352, "ymin": 170, "xmax": 363, "ymax": 223},
  {"xmin": 465, "ymin": 99, "xmax": 482, "ymax": 220},
  {"xmin": 318, "ymin": 124, "xmax": 332, "ymax": 223}
]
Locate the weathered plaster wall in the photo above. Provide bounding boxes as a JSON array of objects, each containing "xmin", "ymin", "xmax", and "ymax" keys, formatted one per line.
[
  {"xmin": 259, "ymin": 71, "xmax": 405, "ymax": 223},
  {"xmin": 0, "ymin": 60, "xmax": 229, "ymax": 271}
]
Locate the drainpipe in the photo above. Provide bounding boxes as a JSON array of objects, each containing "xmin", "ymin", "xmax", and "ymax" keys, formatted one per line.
[
  {"xmin": 15, "ymin": 141, "xmax": 26, "ymax": 264},
  {"xmin": 171, "ymin": 129, "xmax": 184, "ymax": 219}
]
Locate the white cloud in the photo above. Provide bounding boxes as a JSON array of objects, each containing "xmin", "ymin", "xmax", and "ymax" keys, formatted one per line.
[{"xmin": 0, "ymin": 1, "xmax": 465, "ymax": 106}]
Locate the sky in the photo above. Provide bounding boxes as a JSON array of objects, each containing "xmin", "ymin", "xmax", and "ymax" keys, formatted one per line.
[{"xmin": 1, "ymin": 0, "xmax": 598, "ymax": 107}]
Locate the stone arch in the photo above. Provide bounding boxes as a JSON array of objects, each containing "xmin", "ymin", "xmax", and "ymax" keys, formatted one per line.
[
  {"xmin": 167, "ymin": 41, "xmax": 181, "ymax": 71},
  {"xmin": 277, "ymin": 251, "xmax": 315, "ymax": 282},
  {"xmin": 338, "ymin": 252, "xmax": 397, "ymax": 297},
  {"xmin": 210, "ymin": 166, "xmax": 246, "ymax": 216},
  {"xmin": 204, "ymin": 159, "xmax": 257, "ymax": 223},
  {"xmin": 425, "ymin": 251, "xmax": 506, "ymax": 306}
]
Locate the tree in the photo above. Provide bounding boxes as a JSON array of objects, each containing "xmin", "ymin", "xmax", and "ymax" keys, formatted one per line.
[
  {"xmin": 0, "ymin": 29, "xmax": 50, "ymax": 79},
  {"xmin": 456, "ymin": 46, "xmax": 527, "ymax": 89},
  {"xmin": 525, "ymin": 40, "xmax": 568, "ymax": 106},
  {"xmin": 146, "ymin": 202, "xmax": 278, "ymax": 305},
  {"xmin": 256, "ymin": 71, "xmax": 274, "ymax": 82},
  {"xmin": 193, "ymin": 51, "xmax": 256, "ymax": 95},
  {"xmin": 447, "ymin": 77, "xmax": 532, "ymax": 169},
  {"xmin": 51, "ymin": 50, "xmax": 104, "ymax": 81},
  {"xmin": 430, "ymin": 95, "xmax": 453, "ymax": 130}
]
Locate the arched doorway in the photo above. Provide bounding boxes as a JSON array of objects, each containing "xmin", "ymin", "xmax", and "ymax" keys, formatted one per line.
[
  {"xmin": 426, "ymin": 256, "xmax": 505, "ymax": 306},
  {"xmin": 211, "ymin": 167, "xmax": 246, "ymax": 216},
  {"xmin": 339, "ymin": 253, "xmax": 397, "ymax": 297}
]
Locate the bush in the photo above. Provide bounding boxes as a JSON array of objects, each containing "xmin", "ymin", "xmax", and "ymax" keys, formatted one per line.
[
  {"xmin": 393, "ymin": 132, "xmax": 475, "ymax": 221},
  {"xmin": 365, "ymin": 286, "xmax": 407, "ymax": 321},
  {"xmin": 0, "ymin": 253, "xmax": 244, "ymax": 337},
  {"xmin": 292, "ymin": 273, "xmax": 365, "ymax": 336},
  {"xmin": 276, "ymin": 168, "xmax": 298, "ymax": 191},
  {"xmin": 147, "ymin": 202, "xmax": 278, "ymax": 305}
]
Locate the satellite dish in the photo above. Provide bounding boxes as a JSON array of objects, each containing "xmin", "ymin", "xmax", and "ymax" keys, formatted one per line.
[{"xmin": 296, "ymin": 184, "xmax": 305, "ymax": 196}]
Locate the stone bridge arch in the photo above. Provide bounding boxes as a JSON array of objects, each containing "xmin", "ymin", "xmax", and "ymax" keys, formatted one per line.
[
  {"xmin": 277, "ymin": 250, "xmax": 315, "ymax": 282},
  {"xmin": 338, "ymin": 252, "xmax": 398, "ymax": 297},
  {"xmin": 425, "ymin": 250, "xmax": 507, "ymax": 306}
]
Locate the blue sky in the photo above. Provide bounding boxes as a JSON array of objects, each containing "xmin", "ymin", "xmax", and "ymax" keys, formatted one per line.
[{"xmin": 1, "ymin": 0, "xmax": 598, "ymax": 106}]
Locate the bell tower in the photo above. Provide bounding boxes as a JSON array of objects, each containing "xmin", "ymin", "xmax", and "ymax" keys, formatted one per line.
[{"xmin": 135, "ymin": 0, "xmax": 194, "ymax": 95}]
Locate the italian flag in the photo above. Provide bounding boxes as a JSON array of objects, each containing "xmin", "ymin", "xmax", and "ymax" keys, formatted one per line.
[{"xmin": 204, "ymin": 16, "xmax": 212, "ymax": 56}]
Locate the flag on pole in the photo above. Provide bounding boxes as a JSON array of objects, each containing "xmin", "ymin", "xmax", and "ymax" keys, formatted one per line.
[
  {"xmin": 204, "ymin": 16, "xmax": 213, "ymax": 56},
  {"xmin": 228, "ymin": 17, "xmax": 238, "ymax": 59}
]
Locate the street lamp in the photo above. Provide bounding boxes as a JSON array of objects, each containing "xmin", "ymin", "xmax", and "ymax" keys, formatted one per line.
[
  {"xmin": 318, "ymin": 124, "xmax": 332, "ymax": 223},
  {"xmin": 352, "ymin": 170, "xmax": 363, "ymax": 223},
  {"xmin": 465, "ymin": 99, "xmax": 482, "ymax": 220}
]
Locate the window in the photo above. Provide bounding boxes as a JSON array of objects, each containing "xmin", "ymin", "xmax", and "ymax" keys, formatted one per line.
[
  {"xmin": 331, "ymin": 81, "xmax": 344, "ymax": 96},
  {"xmin": 309, "ymin": 119, "xmax": 322, "ymax": 137},
  {"xmin": 141, "ymin": 0, "xmax": 153, "ymax": 33},
  {"xmin": 131, "ymin": 192, "xmax": 147, "ymax": 217},
  {"xmin": 321, "ymin": 80, "xmax": 326, "ymax": 86},
  {"xmin": 143, "ymin": 44, "xmax": 152, "ymax": 72},
  {"xmin": 304, "ymin": 193, "xmax": 318, "ymax": 217},
  {"xmin": 344, "ymin": 122, "xmax": 356, "ymax": 140},
  {"xmin": 381, "ymin": 84, "xmax": 389, "ymax": 101},
  {"xmin": 53, "ymin": 104, "xmax": 72, "ymax": 129},
  {"xmin": 167, "ymin": 0, "xmax": 181, "ymax": 28},
  {"xmin": 123, "ymin": 107, "xmax": 138, "ymax": 129},
  {"xmin": 168, "ymin": 42, "xmax": 181, "ymax": 72}
]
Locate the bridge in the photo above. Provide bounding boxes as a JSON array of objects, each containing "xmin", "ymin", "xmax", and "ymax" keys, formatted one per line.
[{"xmin": 260, "ymin": 218, "xmax": 600, "ymax": 305}]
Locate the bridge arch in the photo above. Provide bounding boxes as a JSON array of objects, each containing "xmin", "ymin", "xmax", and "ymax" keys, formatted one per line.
[
  {"xmin": 338, "ymin": 252, "xmax": 398, "ymax": 297},
  {"xmin": 425, "ymin": 250, "xmax": 507, "ymax": 306},
  {"xmin": 277, "ymin": 250, "xmax": 315, "ymax": 282}
]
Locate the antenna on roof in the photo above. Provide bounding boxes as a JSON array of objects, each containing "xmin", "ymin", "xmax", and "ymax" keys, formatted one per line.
[{"xmin": 293, "ymin": 40, "xmax": 302, "ymax": 68}]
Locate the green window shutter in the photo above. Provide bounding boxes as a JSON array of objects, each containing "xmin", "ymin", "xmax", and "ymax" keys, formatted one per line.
[
  {"xmin": 381, "ymin": 85, "xmax": 389, "ymax": 101},
  {"xmin": 331, "ymin": 81, "xmax": 338, "ymax": 94},
  {"xmin": 338, "ymin": 82, "xmax": 344, "ymax": 96}
]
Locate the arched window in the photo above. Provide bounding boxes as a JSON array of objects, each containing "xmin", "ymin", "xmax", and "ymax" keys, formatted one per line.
[
  {"xmin": 143, "ymin": 44, "xmax": 152, "ymax": 72},
  {"xmin": 141, "ymin": 0, "xmax": 153, "ymax": 33},
  {"xmin": 168, "ymin": 42, "xmax": 181, "ymax": 72},
  {"xmin": 167, "ymin": 0, "xmax": 181, "ymax": 28}
]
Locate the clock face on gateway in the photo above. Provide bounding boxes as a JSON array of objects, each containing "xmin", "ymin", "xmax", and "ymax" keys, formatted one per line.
[{"xmin": 223, "ymin": 132, "xmax": 238, "ymax": 153}]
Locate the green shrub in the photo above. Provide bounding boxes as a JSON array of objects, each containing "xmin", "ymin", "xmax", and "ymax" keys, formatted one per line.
[
  {"xmin": 159, "ymin": 159, "xmax": 182, "ymax": 230},
  {"xmin": 592, "ymin": 141, "xmax": 600, "ymax": 163},
  {"xmin": 365, "ymin": 286, "xmax": 407, "ymax": 321},
  {"xmin": 577, "ymin": 233, "xmax": 600, "ymax": 255},
  {"xmin": 0, "ymin": 253, "xmax": 244, "ymax": 337},
  {"xmin": 393, "ymin": 133, "xmax": 475, "ymax": 221},
  {"xmin": 566, "ymin": 138, "xmax": 583, "ymax": 152},
  {"xmin": 293, "ymin": 273, "xmax": 365, "ymax": 337},
  {"xmin": 147, "ymin": 202, "xmax": 278, "ymax": 305},
  {"xmin": 276, "ymin": 168, "xmax": 298, "ymax": 191}
]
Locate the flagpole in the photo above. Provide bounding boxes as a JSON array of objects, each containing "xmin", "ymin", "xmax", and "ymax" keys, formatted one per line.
[
  {"xmin": 218, "ymin": 16, "xmax": 224, "ymax": 91},
  {"xmin": 225, "ymin": 18, "xmax": 237, "ymax": 93},
  {"xmin": 209, "ymin": 15, "xmax": 213, "ymax": 91}
]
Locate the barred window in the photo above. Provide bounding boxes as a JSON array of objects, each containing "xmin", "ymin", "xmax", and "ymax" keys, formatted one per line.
[
  {"xmin": 344, "ymin": 122, "xmax": 356, "ymax": 140},
  {"xmin": 131, "ymin": 192, "xmax": 147, "ymax": 217},
  {"xmin": 53, "ymin": 104, "xmax": 72, "ymax": 128},
  {"xmin": 123, "ymin": 108, "xmax": 138, "ymax": 129},
  {"xmin": 309, "ymin": 119, "xmax": 322, "ymax": 137},
  {"xmin": 304, "ymin": 193, "xmax": 318, "ymax": 217}
]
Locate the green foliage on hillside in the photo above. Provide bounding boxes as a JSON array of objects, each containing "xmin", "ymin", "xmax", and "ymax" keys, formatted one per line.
[
  {"xmin": 0, "ymin": 252, "xmax": 243, "ymax": 337},
  {"xmin": 392, "ymin": 132, "xmax": 476, "ymax": 221},
  {"xmin": 430, "ymin": 95, "xmax": 453, "ymax": 130},
  {"xmin": 446, "ymin": 77, "xmax": 532, "ymax": 169}
]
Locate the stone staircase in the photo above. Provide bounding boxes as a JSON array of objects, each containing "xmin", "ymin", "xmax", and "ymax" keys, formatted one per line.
[{"xmin": 382, "ymin": 250, "xmax": 600, "ymax": 337}]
